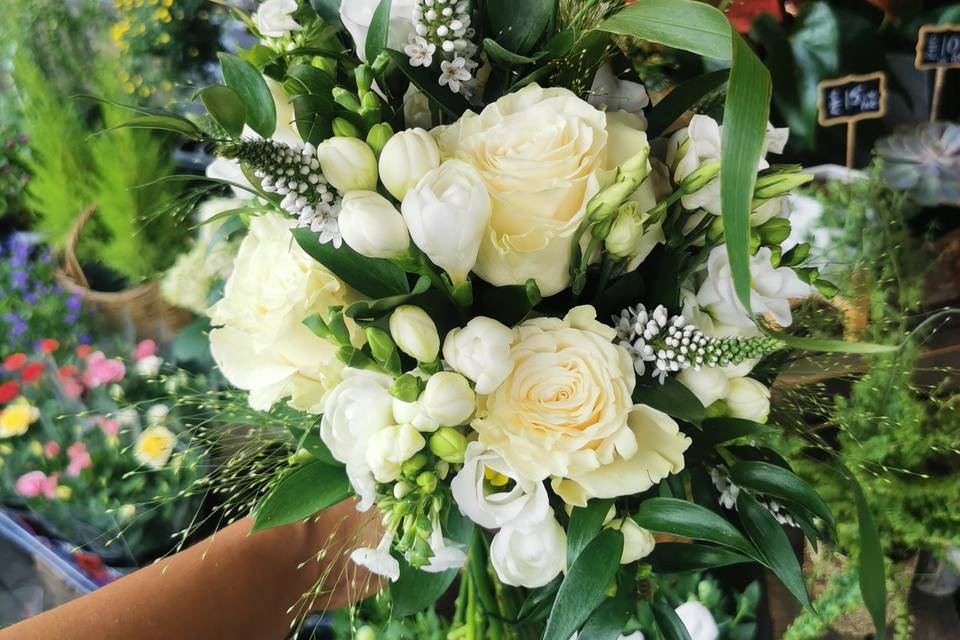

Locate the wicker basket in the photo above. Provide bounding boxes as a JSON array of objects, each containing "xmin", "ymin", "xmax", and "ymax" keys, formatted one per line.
[{"xmin": 54, "ymin": 206, "xmax": 191, "ymax": 342}]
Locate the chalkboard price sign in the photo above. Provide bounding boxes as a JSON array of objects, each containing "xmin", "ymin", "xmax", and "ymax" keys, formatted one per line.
[
  {"xmin": 916, "ymin": 24, "xmax": 960, "ymax": 70},
  {"xmin": 817, "ymin": 72, "xmax": 887, "ymax": 126}
]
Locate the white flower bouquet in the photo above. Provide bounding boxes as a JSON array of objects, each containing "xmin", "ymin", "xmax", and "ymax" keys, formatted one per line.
[{"xmin": 117, "ymin": 1, "xmax": 896, "ymax": 637}]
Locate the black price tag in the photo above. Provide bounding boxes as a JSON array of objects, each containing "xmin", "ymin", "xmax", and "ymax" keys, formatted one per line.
[
  {"xmin": 817, "ymin": 72, "xmax": 887, "ymax": 127},
  {"xmin": 916, "ymin": 24, "xmax": 960, "ymax": 70}
]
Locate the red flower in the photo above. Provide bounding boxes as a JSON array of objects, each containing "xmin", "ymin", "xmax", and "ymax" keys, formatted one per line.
[
  {"xmin": 58, "ymin": 365, "xmax": 78, "ymax": 379},
  {"xmin": 0, "ymin": 380, "xmax": 20, "ymax": 403},
  {"xmin": 75, "ymin": 345, "xmax": 92, "ymax": 359},
  {"xmin": 21, "ymin": 362, "xmax": 44, "ymax": 383},
  {"xmin": 39, "ymin": 339, "xmax": 60, "ymax": 353},
  {"xmin": 3, "ymin": 353, "xmax": 27, "ymax": 371}
]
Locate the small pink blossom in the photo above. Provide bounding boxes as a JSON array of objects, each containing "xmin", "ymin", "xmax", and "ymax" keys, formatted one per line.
[
  {"xmin": 133, "ymin": 339, "xmax": 157, "ymax": 361},
  {"xmin": 97, "ymin": 416, "xmax": 120, "ymax": 437},
  {"xmin": 16, "ymin": 471, "xmax": 58, "ymax": 499},
  {"xmin": 61, "ymin": 376, "xmax": 84, "ymax": 400},
  {"xmin": 81, "ymin": 352, "xmax": 126, "ymax": 388},
  {"xmin": 43, "ymin": 441, "xmax": 61, "ymax": 458},
  {"xmin": 66, "ymin": 442, "xmax": 93, "ymax": 477}
]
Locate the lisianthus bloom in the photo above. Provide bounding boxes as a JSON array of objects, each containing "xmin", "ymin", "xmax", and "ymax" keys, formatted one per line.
[
  {"xmin": 43, "ymin": 441, "xmax": 60, "ymax": 458},
  {"xmin": 66, "ymin": 442, "xmax": 93, "ymax": 477},
  {"xmin": 133, "ymin": 339, "xmax": 156, "ymax": 360},
  {"xmin": 81, "ymin": 352, "xmax": 126, "ymax": 387},
  {"xmin": 134, "ymin": 426, "xmax": 177, "ymax": 469},
  {"xmin": 16, "ymin": 470, "xmax": 58, "ymax": 499},
  {"xmin": 0, "ymin": 397, "xmax": 39, "ymax": 438},
  {"xmin": 97, "ymin": 416, "xmax": 120, "ymax": 437}
]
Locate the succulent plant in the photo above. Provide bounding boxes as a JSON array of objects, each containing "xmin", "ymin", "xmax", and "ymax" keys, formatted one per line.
[{"xmin": 875, "ymin": 121, "xmax": 960, "ymax": 207}]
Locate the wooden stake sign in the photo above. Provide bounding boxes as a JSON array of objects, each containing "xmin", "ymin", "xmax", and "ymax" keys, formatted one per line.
[
  {"xmin": 915, "ymin": 24, "xmax": 960, "ymax": 122},
  {"xmin": 816, "ymin": 72, "xmax": 887, "ymax": 169}
]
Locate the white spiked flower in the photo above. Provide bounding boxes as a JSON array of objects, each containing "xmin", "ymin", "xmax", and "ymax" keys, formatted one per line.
[{"xmin": 404, "ymin": 35, "xmax": 436, "ymax": 67}]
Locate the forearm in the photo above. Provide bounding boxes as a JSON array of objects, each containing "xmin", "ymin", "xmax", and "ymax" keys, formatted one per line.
[{"xmin": 1, "ymin": 500, "xmax": 381, "ymax": 640}]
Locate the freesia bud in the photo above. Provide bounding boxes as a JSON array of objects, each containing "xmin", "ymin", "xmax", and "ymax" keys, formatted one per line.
[
  {"xmin": 390, "ymin": 372, "xmax": 425, "ymax": 402},
  {"xmin": 339, "ymin": 191, "xmax": 410, "ymax": 258},
  {"xmin": 389, "ymin": 305, "xmax": 440, "ymax": 363},
  {"xmin": 354, "ymin": 65, "xmax": 374, "ymax": 97},
  {"xmin": 366, "ymin": 424, "xmax": 426, "ymax": 482},
  {"xmin": 316, "ymin": 137, "xmax": 378, "ymax": 192},
  {"xmin": 754, "ymin": 171, "xmax": 814, "ymax": 199},
  {"xmin": 401, "ymin": 159, "xmax": 491, "ymax": 285},
  {"xmin": 780, "ymin": 242, "xmax": 810, "ymax": 267},
  {"xmin": 332, "ymin": 87, "xmax": 361, "ymax": 113},
  {"xmin": 680, "ymin": 160, "xmax": 722, "ymax": 194},
  {"xmin": 757, "ymin": 218, "xmax": 792, "ymax": 245},
  {"xmin": 380, "ymin": 128, "xmax": 441, "ymax": 200},
  {"xmin": 429, "ymin": 427, "xmax": 468, "ymax": 463},
  {"xmin": 332, "ymin": 117, "xmax": 361, "ymax": 138},
  {"xmin": 607, "ymin": 518, "xmax": 656, "ymax": 564},
  {"xmin": 421, "ymin": 372, "xmax": 475, "ymax": 427}
]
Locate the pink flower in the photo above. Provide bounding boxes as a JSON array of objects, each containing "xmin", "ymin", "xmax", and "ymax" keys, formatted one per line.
[
  {"xmin": 97, "ymin": 416, "xmax": 120, "ymax": 437},
  {"xmin": 66, "ymin": 442, "xmax": 93, "ymax": 477},
  {"xmin": 81, "ymin": 352, "xmax": 126, "ymax": 388},
  {"xmin": 43, "ymin": 441, "xmax": 61, "ymax": 458},
  {"xmin": 61, "ymin": 376, "xmax": 84, "ymax": 400},
  {"xmin": 133, "ymin": 339, "xmax": 157, "ymax": 361},
  {"xmin": 16, "ymin": 471, "xmax": 58, "ymax": 499}
]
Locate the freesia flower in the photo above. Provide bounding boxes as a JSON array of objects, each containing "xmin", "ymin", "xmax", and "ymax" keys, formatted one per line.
[
  {"xmin": 442, "ymin": 316, "xmax": 514, "ymax": 394},
  {"xmin": 379, "ymin": 127, "xmax": 441, "ymax": 201},
  {"xmin": 675, "ymin": 602, "xmax": 720, "ymax": 640},
  {"xmin": 350, "ymin": 531, "xmax": 401, "ymax": 581},
  {"xmin": 254, "ymin": 0, "xmax": 302, "ymax": 38},
  {"xmin": 420, "ymin": 515, "xmax": 467, "ymax": 573},
  {"xmin": 134, "ymin": 426, "xmax": 177, "ymax": 469}
]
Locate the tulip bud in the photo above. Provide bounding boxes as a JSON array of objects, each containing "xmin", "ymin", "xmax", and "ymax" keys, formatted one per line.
[
  {"xmin": 316, "ymin": 137, "xmax": 378, "ymax": 192},
  {"xmin": 757, "ymin": 218, "xmax": 791, "ymax": 245},
  {"xmin": 680, "ymin": 160, "xmax": 721, "ymax": 194},
  {"xmin": 354, "ymin": 65, "xmax": 374, "ymax": 97},
  {"xmin": 604, "ymin": 202, "xmax": 645, "ymax": 259},
  {"xmin": 332, "ymin": 87, "xmax": 362, "ymax": 113},
  {"xmin": 389, "ymin": 305, "xmax": 440, "ymax": 363},
  {"xmin": 339, "ymin": 191, "xmax": 410, "ymax": 258},
  {"xmin": 725, "ymin": 377, "xmax": 771, "ymax": 423},
  {"xmin": 366, "ymin": 123, "xmax": 394, "ymax": 156},
  {"xmin": 754, "ymin": 171, "xmax": 814, "ymax": 199},
  {"xmin": 332, "ymin": 117, "xmax": 361, "ymax": 138},
  {"xmin": 421, "ymin": 371, "xmax": 475, "ymax": 427},
  {"xmin": 379, "ymin": 128, "xmax": 441, "ymax": 200},
  {"xmin": 429, "ymin": 427, "xmax": 468, "ymax": 463}
]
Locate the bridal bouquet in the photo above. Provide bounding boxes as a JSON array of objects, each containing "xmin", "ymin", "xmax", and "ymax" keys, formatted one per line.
[{"xmin": 120, "ymin": 0, "xmax": 892, "ymax": 637}]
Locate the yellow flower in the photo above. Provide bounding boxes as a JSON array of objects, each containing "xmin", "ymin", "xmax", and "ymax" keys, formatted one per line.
[
  {"xmin": 0, "ymin": 398, "xmax": 40, "ymax": 438},
  {"xmin": 55, "ymin": 486, "xmax": 73, "ymax": 501},
  {"xmin": 134, "ymin": 426, "xmax": 177, "ymax": 469},
  {"xmin": 29, "ymin": 441, "xmax": 43, "ymax": 457}
]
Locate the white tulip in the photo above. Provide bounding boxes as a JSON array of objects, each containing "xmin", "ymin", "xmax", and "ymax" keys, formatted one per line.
[
  {"xmin": 254, "ymin": 0, "xmax": 302, "ymax": 38},
  {"xmin": 316, "ymin": 137, "xmax": 378, "ymax": 192},
  {"xmin": 389, "ymin": 305, "xmax": 440, "ymax": 363},
  {"xmin": 365, "ymin": 424, "xmax": 426, "ymax": 482},
  {"xmin": 350, "ymin": 531, "xmax": 400, "ymax": 582},
  {"xmin": 401, "ymin": 160, "xmax": 491, "ymax": 285},
  {"xmin": 451, "ymin": 442, "xmax": 550, "ymax": 530},
  {"xmin": 725, "ymin": 377, "xmax": 771, "ymax": 423},
  {"xmin": 442, "ymin": 317, "xmax": 514, "ymax": 394},
  {"xmin": 675, "ymin": 602, "xmax": 719, "ymax": 640},
  {"xmin": 490, "ymin": 517, "xmax": 566, "ymax": 588},
  {"xmin": 420, "ymin": 372, "xmax": 475, "ymax": 427},
  {"xmin": 379, "ymin": 128, "xmax": 440, "ymax": 200},
  {"xmin": 676, "ymin": 367, "xmax": 729, "ymax": 409},
  {"xmin": 339, "ymin": 191, "xmax": 410, "ymax": 258},
  {"xmin": 606, "ymin": 518, "xmax": 656, "ymax": 564}
]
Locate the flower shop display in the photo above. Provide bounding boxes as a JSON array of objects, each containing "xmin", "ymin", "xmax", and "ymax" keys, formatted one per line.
[
  {"xmin": 118, "ymin": 1, "xmax": 900, "ymax": 638},
  {"xmin": 0, "ymin": 337, "xmax": 203, "ymax": 565}
]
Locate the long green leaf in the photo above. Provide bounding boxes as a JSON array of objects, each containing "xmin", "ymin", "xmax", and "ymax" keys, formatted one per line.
[
  {"xmin": 647, "ymin": 543, "xmax": 752, "ymax": 573},
  {"xmin": 486, "ymin": 0, "xmax": 554, "ymax": 55},
  {"xmin": 364, "ymin": 0, "xmax": 392, "ymax": 63},
  {"xmin": 383, "ymin": 49, "xmax": 468, "ymax": 119},
  {"xmin": 219, "ymin": 52, "xmax": 277, "ymax": 138},
  {"xmin": 292, "ymin": 227, "xmax": 410, "ymax": 298},
  {"xmin": 851, "ymin": 473, "xmax": 886, "ymax": 638},
  {"xmin": 543, "ymin": 529, "xmax": 624, "ymax": 640},
  {"xmin": 632, "ymin": 498, "xmax": 757, "ymax": 559},
  {"xmin": 633, "ymin": 379, "xmax": 705, "ymax": 426},
  {"xmin": 596, "ymin": 0, "xmax": 731, "ymax": 59},
  {"xmin": 251, "ymin": 460, "xmax": 350, "ymax": 532},
  {"xmin": 652, "ymin": 599, "xmax": 693, "ymax": 640},
  {"xmin": 699, "ymin": 417, "xmax": 777, "ymax": 446},
  {"xmin": 566, "ymin": 499, "xmax": 613, "ymax": 570},
  {"xmin": 345, "ymin": 276, "xmax": 431, "ymax": 320},
  {"xmin": 737, "ymin": 492, "xmax": 810, "ymax": 609},
  {"xmin": 646, "ymin": 69, "xmax": 729, "ymax": 137},
  {"xmin": 730, "ymin": 460, "xmax": 834, "ymax": 528},
  {"xmin": 199, "ymin": 85, "xmax": 246, "ymax": 138},
  {"xmin": 104, "ymin": 115, "xmax": 203, "ymax": 140},
  {"xmin": 579, "ymin": 590, "xmax": 633, "ymax": 640}
]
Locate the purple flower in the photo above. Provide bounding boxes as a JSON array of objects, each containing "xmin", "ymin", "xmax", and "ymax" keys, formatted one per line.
[
  {"xmin": 12, "ymin": 269, "xmax": 28, "ymax": 290},
  {"xmin": 24, "ymin": 292, "xmax": 38, "ymax": 304},
  {"xmin": 78, "ymin": 333, "xmax": 92, "ymax": 345},
  {"xmin": 66, "ymin": 294, "xmax": 82, "ymax": 311}
]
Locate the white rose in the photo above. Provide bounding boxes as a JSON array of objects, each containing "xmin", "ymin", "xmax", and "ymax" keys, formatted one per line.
[
  {"xmin": 365, "ymin": 424, "xmax": 426, "ymax": 482},
  {"xmin": 420, "ymin": 372, "xmax": 475, "ymax": 427},
  {"xmin": 389, "ymin": 305, "xmax": 439, "ymax": 363},
  {"xmin": 675, "ymin": 602, "xmax": 719, "ymax": 640},
  {"xmin": 606, "ymin": 518, "xmax": 656, "ymax": 564},
  {"xmin": 432, "ymin": 84, "xmax": 610, "ymax": 295},
  {"xmin": 402, "ymin": 159, "xmax": 492, "ymax": 285},
  {"xmin": 254, "ymin": 0, "xmax": 302, "ymax": 38},
  {"xmin": 135, "ymin": 355, "xmax": 162, "ymax": 378},
  {"xmin": 589, "ymin": 62, "xmax": 650, "ymax": 115},
  {"xmin": 339, "ymin": 191, "xmax": 410, "ymax": 258},
  {"xmin": 209, "ymin": 213, "xmax": 355, "ymax": 412},
  {"xmin": 553, "ymin": 404, "xmax": 691, "ymax": 506},
  {"xmin": 724, "ymin": 377, "xmax": 771, "ymax": 423},
  {"xmin": 379, "ymin": 128, "xmax": 440, "ymax": 200},
  {"xmin": 677, "ymin": 367, "xmax": 729, "ymax": 409},
  {"xmin": 696, "ymin": 245, "xmax": 811, "ymax": 328},
  {"xmin": 490, "ymin": 517, "xmax": 566, "ymax": 588},
  {"xmin": 442, "ymin": 316, "xmax": 514, "ymax": 394},
  {"xmin": 340, "ymin": 0, "xmax": 417, "ymax": 61},
  {"xmin": 317, "ymin": 137, "xmax": 378, "ymax": 192},
  {"xmin": 451, "ymin": 442, "xmax": 550, "ymax": 530}
]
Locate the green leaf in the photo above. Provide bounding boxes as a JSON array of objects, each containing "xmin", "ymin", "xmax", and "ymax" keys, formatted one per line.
[
  {"xmin": 633, "ymin": 379, "xmax": 705, "ymax": 426},
  {"xmin": 648, "ymin": 543, "xmax": 752, "ymax": 573},
  {"xmin": 251, "ymin": 460, "xmax": 351, "ymax": 532},
  {"xmin": 632, "ymin": 498, "xmax": 758, "ymax": 558},
  {"xmin": 483, "ymin": 38, "xmax": 541, "ymax": 65},
  {"xmin": 286, "ymin": 64, "xmax": 336, "ymax": 97},
  {"xmin": 105, "ymin": 115, "xmax": 203, "ymax": 140},
  {"xmin": 345, "ymin": 276, "xmax": 431, "ymax": 320},
  {"xmin": 364, "ymin": 0, "xmax": 392, "ymax": 63},
  {"xmin": 736, "ymin": 491, "xmax": 810, "ymax": 609},
  {"xmin": 698, "ymin": 417, "xmax": 777, "ymax": 447},
  {"xmin": 474, "ymin": 279, "xmax": 542, "ymax": 326},
  {"xmin": 729, "ymin": 460, "xmax": 834, "ymax": 528},
  {"xmin": 383, "ymin": 49, "xmax": 468, "ymax": 119},
  {"xmin": 645, "ymin": 69, "xmax": 729, "ymax": 137},
  {"xmin": 579, "ymin": 590, "xmax": 633, "ymax": 640},
  {"xmin": 543, "ymin": 529, "xmax": 624, "ymax": 640},
  {"xmin": 292, "ymin": 94, "xmax": 334, "ymax": 146},
  {"xmin": 391, "ymin": 508, "xmax": 474, "ymax": 616},
  {"xmin": 292, "ymin": 227, "xmax": 409, "ymax": 298},
  {"xmin": 566, "ymin": 499, "xmax": 613, "ymax": 570},
  {"xmin": 851, "ymin": 473, "xmax": 886, "ymax": 639},
  {"xmin": 219, "ymin": 52, "xmax": 277, "ymax": 138},
  {"xmin": 652, "ymin": 599, "xmax": 693, "ymax": 640},
  {"xmin": 486, "ymin": 0, "xmax": 554, "ymax": 55},
  {"xmin": 310, "ymin": 0, "xmax": 342, "ymax": 26},
  {"xmin": 199, "ymin": 85, "xmax": 246, "ymax": 138},
  {"xmin": 597, "ymin": 0, "xmax": 732, "ymax": 60}
]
